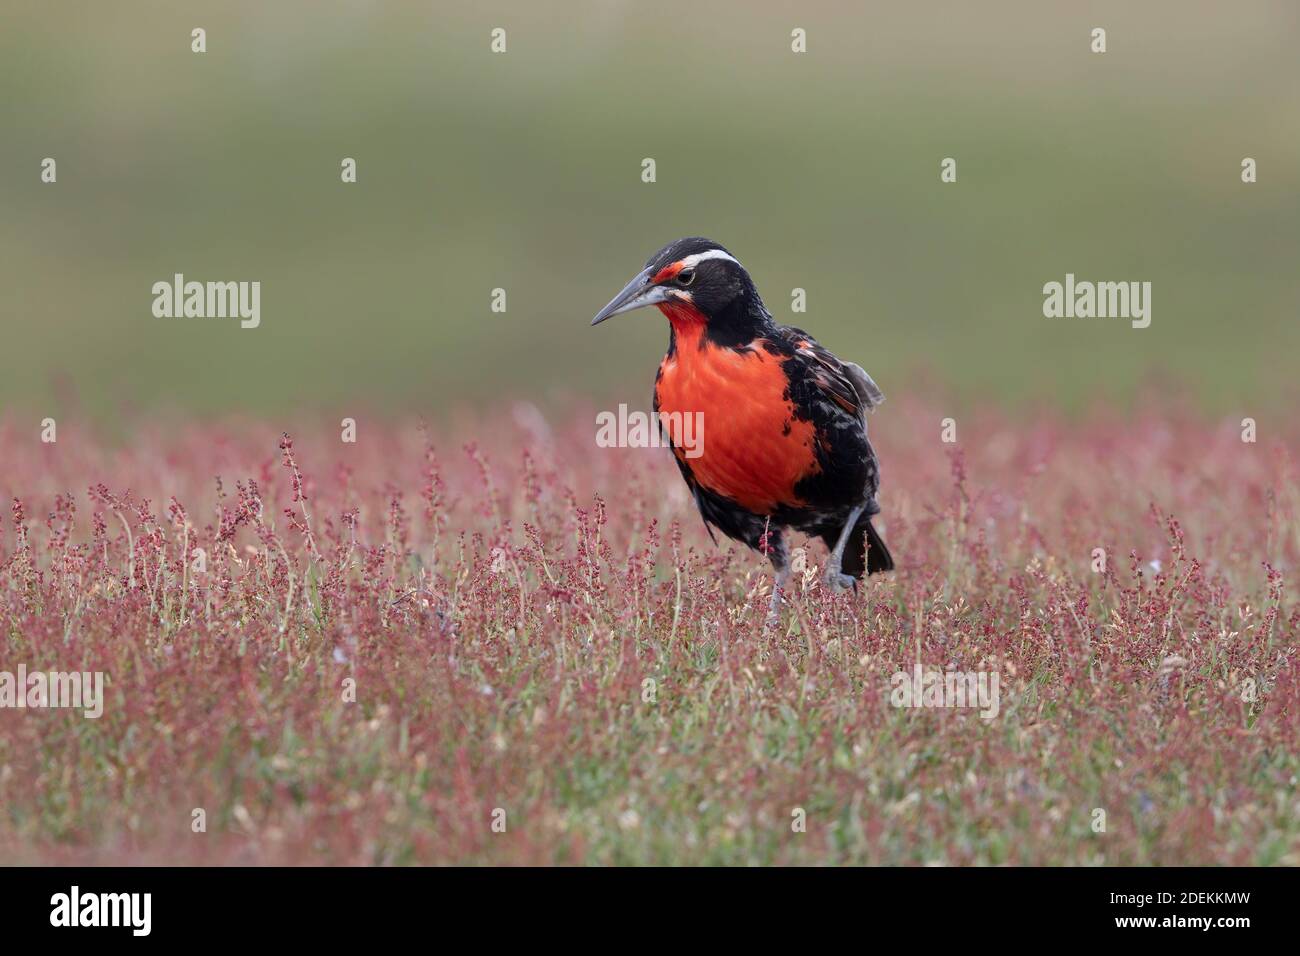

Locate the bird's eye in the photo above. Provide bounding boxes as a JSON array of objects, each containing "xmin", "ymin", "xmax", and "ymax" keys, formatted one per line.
[{"xmin": 677, "ymin": 269, "xmax": 696, "ymax": 286}]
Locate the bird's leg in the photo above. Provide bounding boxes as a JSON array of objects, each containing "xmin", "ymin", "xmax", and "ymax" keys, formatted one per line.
[
  {"xmin": 824, "ymin": 503, "xmax": 867, "ymax": 591},
  {"xmin": 767, "ymin": 563, "xmax": 792, "ymax": 629},
  {"xmin": 761, "ymin": 525, "xmax": 790, "ymax": 629}
]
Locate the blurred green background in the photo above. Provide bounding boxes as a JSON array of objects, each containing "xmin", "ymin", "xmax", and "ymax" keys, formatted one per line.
[{"xmin": 2, "ymin": 0, "xmax": 1297, "ymax": 421}]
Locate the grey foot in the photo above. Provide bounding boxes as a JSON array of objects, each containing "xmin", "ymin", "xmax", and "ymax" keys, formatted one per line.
[
  {"xmin": 767, "ymin": 565, "xmax": 793, "ymax": 628},
  {"xmin": 766, "ymin": 584, "xmax": 784, "ymax": 628},
  {"xmin": 823, "ymin": 571, "xmax": 856, "ymax": 592}
]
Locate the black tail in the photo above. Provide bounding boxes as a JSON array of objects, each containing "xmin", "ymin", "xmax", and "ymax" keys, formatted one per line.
[{"xmin": 838, "ymin": 517, "xmax": 894, "ymax": 579}]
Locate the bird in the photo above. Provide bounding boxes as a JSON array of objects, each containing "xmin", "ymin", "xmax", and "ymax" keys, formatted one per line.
[{"xmin": 591, "ymin": 237, "xmax": 893, "ymax": 622}]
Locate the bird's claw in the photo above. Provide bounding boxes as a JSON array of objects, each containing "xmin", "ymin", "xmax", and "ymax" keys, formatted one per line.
[{"xmin": 823, "ymin": 571, "xmax": 856, "ymax": 592}]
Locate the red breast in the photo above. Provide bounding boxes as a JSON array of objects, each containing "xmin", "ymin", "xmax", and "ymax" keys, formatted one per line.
[{"xmin": 654, "ymin": 301, "xmax": 820, "ymax": 514}]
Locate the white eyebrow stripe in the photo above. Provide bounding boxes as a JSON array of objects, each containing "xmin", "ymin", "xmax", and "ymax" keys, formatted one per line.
[{"xmin": 678, "ymin": 249, "xmax": 738, "ymax": 269}]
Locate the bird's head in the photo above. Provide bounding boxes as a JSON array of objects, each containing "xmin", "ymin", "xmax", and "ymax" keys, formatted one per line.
[{"xmin": 590, "ymin": 237, "xmax": 768, "ymax": 342}]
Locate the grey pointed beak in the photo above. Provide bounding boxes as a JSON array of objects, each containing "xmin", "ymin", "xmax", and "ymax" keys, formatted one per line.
[{"xmin": 590, "ymin": 267, "xmax": 669, "ymax": 326}]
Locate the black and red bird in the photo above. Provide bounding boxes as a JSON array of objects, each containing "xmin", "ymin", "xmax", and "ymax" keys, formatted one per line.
[{"xmin": 591, "ymin": 237, "xmax": 893, "ymax": 618}]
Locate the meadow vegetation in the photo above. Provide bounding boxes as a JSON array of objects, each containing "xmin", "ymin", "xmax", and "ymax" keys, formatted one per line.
[{"xmin": 1, "ymin": 400, "xmax": 1295, "ymax": 864}]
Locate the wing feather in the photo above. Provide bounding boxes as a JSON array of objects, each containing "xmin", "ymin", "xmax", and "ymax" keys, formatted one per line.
[{"xmin": 779, "ymin": 327, "xmax": 884, "ymax": 421}]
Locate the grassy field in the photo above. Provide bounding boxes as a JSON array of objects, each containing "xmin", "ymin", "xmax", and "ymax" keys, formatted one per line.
[
  {"xmin": 1, "ymin": 401, "xmax": 1296, "ymax": 865},
  {"xmin": 1, "ymin": 0, "xmax": 1296, "ymax": 867}
]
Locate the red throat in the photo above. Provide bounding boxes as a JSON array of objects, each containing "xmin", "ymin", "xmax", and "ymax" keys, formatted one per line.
[{"xmin": 656, "ymin": 299, "xmax": 708, "ymax": 343}]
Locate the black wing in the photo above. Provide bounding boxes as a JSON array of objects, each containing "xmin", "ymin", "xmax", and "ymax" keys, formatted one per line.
[
  {"xmin": 776, "ymin": 325, "xmax": 884, "ymax": 420},
  {"xmin": 773, "ymin": 325, "xmax": 886, "ymax": 512}
]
